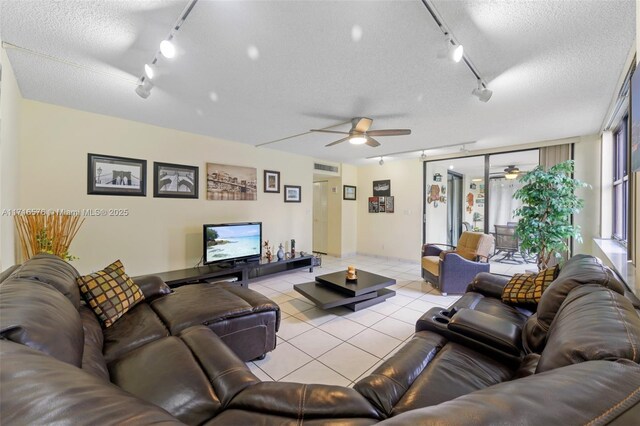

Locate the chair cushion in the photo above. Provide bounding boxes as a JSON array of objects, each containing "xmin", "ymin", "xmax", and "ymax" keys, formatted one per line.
[
  {"xmin": 77, "ymin": 260, "xmax": 145, "ymax": 328},
  {"xmin": 457, "ymin": 232, "xmax": 493, "ymax": 260},
  {"xmin": 421, "ymin": 256, "xmax": 440, "ymax": 277},
  {"xmin": 501, "ymin": 266, "xmax": 558, "ymax": 304}
]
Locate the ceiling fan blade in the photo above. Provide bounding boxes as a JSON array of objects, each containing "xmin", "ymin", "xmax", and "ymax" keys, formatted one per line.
[
  {"xmin": 365, "ymin": 137, "xmax": 381, "ymax": 147},
  {"xmin": 354, "ymin": 117, "xmax": 373, "ymax": 133},
  {"xmin": 311, "ymin": 129, "xmax": 350, "ymax": 135},
  {"xmin": 325, "ymin": 137, "xmax": 350, "ymax": 147},
  {"xmin": 366, "ymin": 129, "xmax": 411, "ymax": 137}
]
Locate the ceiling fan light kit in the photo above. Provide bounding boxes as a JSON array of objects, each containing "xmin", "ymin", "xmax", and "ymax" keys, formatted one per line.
[
  {"xmin": 349, "ymin": 136, "xmax": 367, "ymax": 145},
  {"xmin": 311, "ymin": 117, "xmax": 411, "ymax": 149}
]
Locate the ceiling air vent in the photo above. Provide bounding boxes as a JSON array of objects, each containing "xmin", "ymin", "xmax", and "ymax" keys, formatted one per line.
[{"xmin": 314, "ymin": 163, "xmax": 339, "ymax": 173}]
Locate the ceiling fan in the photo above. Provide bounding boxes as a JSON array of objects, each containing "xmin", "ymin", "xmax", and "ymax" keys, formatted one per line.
[
  {"xmin": 490, "ymin": 165, "xmax": 521, "ymax": 179},
  {"xmin": 310, "ymin": 117, "xmax": 411, "ymax": 147}
]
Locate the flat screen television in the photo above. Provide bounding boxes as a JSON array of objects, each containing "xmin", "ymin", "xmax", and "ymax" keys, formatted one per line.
[{"xmin": 203, "ymin": 222, "xmax": 262, "ymax": 266}]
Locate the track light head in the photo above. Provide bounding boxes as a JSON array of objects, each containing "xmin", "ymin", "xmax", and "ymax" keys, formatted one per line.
[
  {"xmin": 420, "ymin": 151, "xmax": 427, "ymax": 161},
  {"xmin": 472, "ymin": 80, "xmax": 492, "ymax": 102},
  {"xmin": 379, "ymin": 157, "xmax": 384, "ymax": 166},
  {"xmin": 160, "ymin": 39, "xmax": 176, "ymax": 58},
  {"xmin": 135, "ymin": 79, "xmax": 153, "ymax": 99},
  {"xmin": 144, "ymin": 63, "xmax": 156, "ymax": 80},
  {"xmin": 448, "ymin": 40, "xmax": 464, "ymax": 63}
]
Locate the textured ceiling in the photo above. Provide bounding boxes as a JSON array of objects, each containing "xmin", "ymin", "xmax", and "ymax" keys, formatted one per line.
[{"xmin": 0, "ymin": 0, "xmax": 635, "ymax": 165}]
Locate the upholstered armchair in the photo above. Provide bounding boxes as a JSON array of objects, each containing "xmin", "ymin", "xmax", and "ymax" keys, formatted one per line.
[{"xmin": 421, "ymin": 231, "xmax": 495, "ymax": 295}]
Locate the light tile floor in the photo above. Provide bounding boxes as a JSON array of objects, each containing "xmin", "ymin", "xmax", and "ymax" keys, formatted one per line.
[{"xmin": 246, "ymin": 254, "xmax": 465, "ymax": 387}]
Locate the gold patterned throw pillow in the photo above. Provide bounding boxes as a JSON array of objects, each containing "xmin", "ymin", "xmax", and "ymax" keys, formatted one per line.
[
  {"xmin": 501, "ymin": 265, "xmax": 559, "ymax": 304},
  {"xmin": 77, "ymin": 260, "xmax": 144, "ymax": 327}
]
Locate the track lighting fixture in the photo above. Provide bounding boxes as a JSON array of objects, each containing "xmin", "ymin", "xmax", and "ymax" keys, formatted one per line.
[
  {"xmin": 135, "ymin": 79, "xmax": 153, "ymax": 99},
  {"xmin": 472, "ymin": 79, "xmax": 493, "ymax": 103},
  {"xmin": 446, "ymin": 36, "xmax": 463, "ymax": 63},
  {"xmin": 379, "ymin": 157, "xmax": 384, "ymax": 166},
  {"xmin": 159, "ymin": 39, "xmax": 176, "ymax": 59},
  {"xmin": 420, "ymin": 151, "xmax": 427, "ymax": 161},
  {"xmin": 144, "ymin": 63, "xmax": 156, "ymax": 80}
]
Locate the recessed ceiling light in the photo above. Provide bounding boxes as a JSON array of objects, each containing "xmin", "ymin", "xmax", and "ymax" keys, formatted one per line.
[
  {"xmin": 349, "ymin": 136, "xmax": 367, "ymax": 145},
  {"xmin": 160, "ymin": 39, "xmax": 176, "ymax": 59},
  {"xmin": 351, "ymin": 25, "xmax": 363, "ymax": 42},
  {"xmin": 247, "ymin": 45, "xmax": 260, "ymax": 61}
]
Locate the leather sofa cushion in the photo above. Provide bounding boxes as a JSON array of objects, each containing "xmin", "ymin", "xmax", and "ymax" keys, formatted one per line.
[
  {"xmin": 0, "ymin": 340, "xmax": 182, "ymax": 425},
  {"xmin": 0, "ymin": 278, "xmax": 83, "ymax": 366},
  {"xmin": 9, "ymin": 253, "xmax": 81, "ymax": 308},
  {"xmin": 151, "ymin": 283, "xmax": 279, "ymax": 335},
  {"xmin": 103, "ymin": 302, "xmax": 169, "ymax": 364},
  {"xmin": 109, "ymin": 336, "xmax": 221, "ymax": 425},
  {"xmin": 208, "ymin": 310, "xmax": 278, "ymax": 361},
  {"xmin": 450, "ymin": 291, "xmax": 531, "ymax": 326},
  {"xmin": 377, "ymin": 361, "xmax": 640, "ymax": 425},
  {"xmin": 447, "ymin": 308, "xmax": 522, "ymax": 356},
  {"xmin": 223, "ymin": 285, "xmax": 281, "ymax": 330},
  {"xmin": 390, "ymin": 340, "xmax": 515, "ymax": 416},
  {"xmin": 524, "ymin": 254, "xmax": 626, "ymax": 353},
  {"xmin": 226, "ymin": 382, "xmax": 382, "ymax": 421},
  {"xmin": 536, "ymin": 285, "xmax": 640, "ymax": 373},
  {"xmin": 132, "ymin": 274, "xmax": 172, "ymax": 301},
  {"xmin": 206, "ymin": 410, "xmax": 379, "ymax": 426},
  {"xmin": 79, "ymin": 305, "xmax": 109, "ymax": 381}
]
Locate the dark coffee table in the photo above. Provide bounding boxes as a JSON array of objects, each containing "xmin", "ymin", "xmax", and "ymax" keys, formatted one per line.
[{"xmin": 293, "ymin": 270, "xmax": 396, "ymax": 311}]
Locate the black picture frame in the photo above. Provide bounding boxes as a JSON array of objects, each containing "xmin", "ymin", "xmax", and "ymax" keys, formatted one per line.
[
  {"xmin": 88, "ymin": 153, "xmax": 146, "ymax": 196},
  {"xmin": 373, "ymin": 179, "xmax": 391, "ymax": 197},
  {"xmin": 153, "ymin": 162, "xmax": 198, "ymax": 198},
  {"xmin": 264, "ymin": 170, "xmax": 281, "ymax": 193},
  {"xmin": 284, "ymin": 185, "xmax": 301, "ymax": 202},
  {"xmin": 343, "ymin": 185, "xmax": 357, "ymax": 200}
]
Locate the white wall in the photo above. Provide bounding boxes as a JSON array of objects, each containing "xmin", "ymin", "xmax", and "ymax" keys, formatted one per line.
[
  {"xmin": 573, "ymin": 134, "xmax": 602, "ymax": 256},
  {"xmin": 357, "ymin": 159, "xmax": 422, "ymax": 261},
  {"xmin": 425, "ymin": 163, "xmax": 448, "ymax": 244},
  {"xmin": 0, "ymin": 48, "xmax": 22, "ymax": 269},
  {"xmin": 19, "ymin": 100, "xmax": 313, "ymax": 276}
]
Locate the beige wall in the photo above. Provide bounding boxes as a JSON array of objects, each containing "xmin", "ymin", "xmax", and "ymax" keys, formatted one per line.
[
  {"xmin": 325, "ymin": 176, "xmax": 342, "ymax": 256},
  {"xmin": 18, "ymin": 100, "xmax": 313, "ymax": 276},
  {"xmin": 0, "ymin": 48, "xmax": 22, "ymax": 269},
  {"xmin": 341, "ymin": 164, "xmax": 358, "ymax": 257},
  {"xmin": 573, "ymin": 134, "xmax": 602, "ymax": 255},
  {"xmin": 356, "ymin": 159, "xmax": 422, "ymax": 261}
]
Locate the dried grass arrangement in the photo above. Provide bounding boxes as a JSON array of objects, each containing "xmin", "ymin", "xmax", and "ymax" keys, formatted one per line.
[{"xmin": 15, "ymin": 213, "xmax": 85, "ymax": 261}]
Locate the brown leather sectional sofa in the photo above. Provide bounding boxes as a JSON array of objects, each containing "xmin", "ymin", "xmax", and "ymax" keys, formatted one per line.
[{"xmin": 1, "ymin": 254, "xmax": 640, "ymax": 424}]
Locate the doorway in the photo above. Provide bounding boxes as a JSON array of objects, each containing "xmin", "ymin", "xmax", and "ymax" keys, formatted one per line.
[
  {"xmin": 447, "ymin": 171, "xmax": 463, "ymax": 245},
  {"xmin": 313, "ymin": 181, "xmax": 328, "ymax": 254}
]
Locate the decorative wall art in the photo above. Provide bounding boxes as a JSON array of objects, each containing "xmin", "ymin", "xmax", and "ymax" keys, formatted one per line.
[
  {"xmin": 284, "ymin": 185, "xmax": 301, "ymax": 202},
  {"xmin": 373, "ymin": 180, "xmax": 391, "ymax": 197},
  {"xmin": 379, "ymin": 196, "xmax": 386, "ymax": 213},
  {"xmin": 368, "ymin": 196, "xmax": 379, "ymax": 213},
  {"xmin": 153, "ymin": 162, "xmax": 198, "ymax": 198},
  {"xmin": 343, "ymin": 185, "xmax": 357, "ymax": 200},
  {"xmin": 385, "ymin": 196, "xmax": 395, "ymax": 213},
  {"xmin": 206, "ymin": 163, "xmax": 257, "ymax": 200},
  {"xmin": 263, "ymin": 170, "xmax": 280, "ymax": 193},
  {"xmin": 433, "ymin": 173, "xmax": 442, "ymax": 182},
  {"xmin": 88, "ymin": 153, "xmax": 146, "ymax": 196}
]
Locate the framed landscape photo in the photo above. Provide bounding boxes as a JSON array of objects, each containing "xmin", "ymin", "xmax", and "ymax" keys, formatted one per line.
[
  {"xmin": 88, "ymin": 153, "xmax": 146, "ymax": 196},
  {"xmin": 206, "ymin": 163, "xmax": 257, "ymax": 200},
  {"xmin": 153, "ymin": 162, "xmax": 198, "ymax": 198},
  {"xmin": 264, "ymin": 170, "xmax": 281, "ymax": 193},
  {"xmin": 284, "ymin": 185, "xmax": 301, "ymax": 202},
  {"xmin": 343, "ymin": 185, "xmax": 356, "ymax": 200}
]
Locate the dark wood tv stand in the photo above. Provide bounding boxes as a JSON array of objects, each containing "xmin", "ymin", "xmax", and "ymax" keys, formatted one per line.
[{"xmin": 152, "ymin": 255, "xmax": 315, "ymax": 288}]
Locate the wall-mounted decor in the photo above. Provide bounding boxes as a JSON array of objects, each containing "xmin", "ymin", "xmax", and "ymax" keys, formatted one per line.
[
  {"xmin": 379, "ymin": 196, "xmax": 386, "ymax": 213},
  {"xmin": 153, "ymin": 162, "xmax": 198, "ymax": 198},
  {"xmin": 88, "ymin": 153, "xmax": 146, "ymax": 196},
  {"xmin": 386, "ymin": 196, "xmax": 395, "ymax": 213},
  {"xmin": 263, "ymin": 170, "xmax": 280, "ymax": 193},
  {"xmin": 284, "ymin": 185, "xmax": 301, "ymax": 202},
  {"xmin": 206, "ymin": 163, "xmax": 257, "ymax": 200},
  {"xmin": 441, "ymin": 185, "xmax": 446, "ymax": 195},
  {"xmin": 368, "ymin": 196, "xmax": 379, "ymax": 213},
  {"xmin": 373, "ymin": 179, "xmax": 391, "ymax": 197},
  {"xmin": 427, "ymin": 184, "xmax": 440, "ymax": 204},
  {"xmin": 433, "ymin": 173, "xmax": 442, "ymax": 182},
  {"xmin": 343, "ymin": 185, "xmax": 357, "ymax": 200},
  {"xmin": 470, "ymin": 183, "xmax": 477, "ymax": 190}
]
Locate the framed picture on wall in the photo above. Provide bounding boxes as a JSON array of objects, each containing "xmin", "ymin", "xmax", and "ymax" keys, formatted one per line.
[
  {"xmin": 343, "ymin": 185, "xmax": 356, "ymax": 200},
  {"xmin": 87, "ymin": 153, "xmax": 146, "ymax": 196},
  {"xmin": 379, "ymin": 196, "xmax": 386, "ymax": 212},
  {"xmin": 368, "ymin": 196, "xmax": 379, "ymax": 213},
  {"xmin": 373, "ymin": 180, "xmax": 391, "ymax": 197},
  {"xmin": 206, "ymin": 163, "xmax": 257, "ymax": 201},
  {"xmin": 386, "ymin": 196, "xmax": 395, "ymax": 213},
  {"xmin": 153, "ymin": 162, "xmax": 198, "ymax": 198},
  {"xmin": 264, "ymin": 170, "xmax": 280, "ymax": 193},
  {"xmin": 284, "ymin": 185, "xmax": 301, "ymax": 202}
]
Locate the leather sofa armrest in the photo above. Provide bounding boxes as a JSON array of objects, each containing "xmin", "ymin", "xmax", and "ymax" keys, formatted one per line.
[
  {"xmin": 354, "ymin": 331, "xmax": 447, "ymax": 417},
  {"xmin": 228, "ymin": 381, "xmax": 382, "ymax": 421},
  {"xmin": 466, "ymin": 272, "xmax": 511, "ymax": 298},
  {"xmin": 133, "ymin": 275, "xmax": 172, "ymax": 301},
  {"xmin": 376, "ymin": 361, "xmax": 640, "ymax": 425},
  {"xmin": 179, "ymin": 325, "xmax": 259, "ymax": 406},
  {"xmin": 448, "ymin": 309, "xmax": 522, "ymax": 356}
]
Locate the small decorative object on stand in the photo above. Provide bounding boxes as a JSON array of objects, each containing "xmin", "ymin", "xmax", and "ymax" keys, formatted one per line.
[
  {"xmin": 291, "ymin": 239, "xmax": 296, "ymax": 258},
  {"xmin": 277, "ymin": 244, "xmax": 285, "ymax": 261},
  {"xmin": 264, "ymin": 240, "xmax": 272, "ymax": 262},
  {"xmin": 346, "ymin": 265, "xmax": 357, "ymax": 281}
]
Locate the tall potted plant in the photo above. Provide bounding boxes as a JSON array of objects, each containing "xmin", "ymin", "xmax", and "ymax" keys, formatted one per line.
[{"xmin": 514, "ymin": 160, "xmax": 588, "ymax": 270}]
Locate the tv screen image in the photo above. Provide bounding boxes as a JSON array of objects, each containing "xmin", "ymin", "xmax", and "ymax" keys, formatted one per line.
[{"xmin": 204, "ymin": 222, "xmax": 262, "ymax": 265}]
